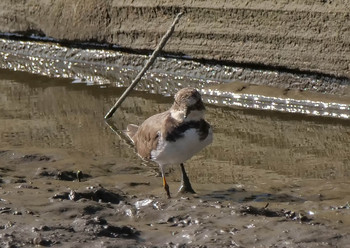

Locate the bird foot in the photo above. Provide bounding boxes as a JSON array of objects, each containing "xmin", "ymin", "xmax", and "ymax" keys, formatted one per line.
[
  {"xmin": 178, "ymin": 182, "xmax": 196, "ymax": 195},
  {"xmin": 164, "ymin": 183, "xmax": 171, "ymax": 199},
  {"xmin": 178, "ymin": 163, "xmax": 196, "ymax": 195}
]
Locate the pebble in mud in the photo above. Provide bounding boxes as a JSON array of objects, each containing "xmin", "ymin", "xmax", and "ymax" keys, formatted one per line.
[
  {"xmin": 32, "ymin": 236, "xmax": 53, "ymax": 246},
  {"xmin": 20, "ymin": 154, "xmax": 51, "ymax": 162},
  {"xmin": 11, "ymin": 178, "xmax": 26, "ymax": 183},
  {"xmin": 166, "ymin": 215, "xmax": 197, "ymax": 227},
  {"xmin": 0, "ymin": 207, "xmax": 12, "ymax": 214},
  {"xmin": 39, "ymin": 225, "xmax": 51, "ymax": 231},
  {"xmin": 72, "ymin": 216, "xmax": 139, "ymax": 238},
  {"xmin": 36, "ymin": 167, "xmax": 90, "ymax": 181},
  {"xmin": 330, "ymin": 202, "xmax": 350, "ymax": 210},
  {"xmin": 52, "ymin": 186, "xmax": 124, "ymax": 204},
  {"xmin": 240, "ymin": 205, "xmax": 313, "ymax": 222}
]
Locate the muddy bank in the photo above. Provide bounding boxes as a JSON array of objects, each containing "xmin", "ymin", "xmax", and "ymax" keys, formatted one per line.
[
  {"xmin": 1, "ymin": 37, "xmax": 350, "ymax": 96},
  {"xmin": 1, "ymin": 147, "xmax": 350, "ymax": 247},
  {"xmin": 0, "ymin": 148, "xmax": 345, "ymax": 247},
  {"xmin": 0, "ymin": 0, "xmax": 349, "ymax": 79}
]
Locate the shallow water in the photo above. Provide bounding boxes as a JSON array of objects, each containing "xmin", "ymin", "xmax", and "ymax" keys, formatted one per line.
[
  {"xmin": 1, "ymin": 68, "xmax": 350, "ymax": 208},
  {"xmin": 1, "ymin": 38, "xmax": 349, "ymax": 119},
  {"xmin": 1, "ymin": 68, "xmax": 349, "ymax": 180}
]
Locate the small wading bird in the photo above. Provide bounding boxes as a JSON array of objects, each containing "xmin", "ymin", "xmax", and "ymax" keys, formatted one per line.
[{"xmin": 125, "ymin": 87, "xmax": 213, "ymax": 198}]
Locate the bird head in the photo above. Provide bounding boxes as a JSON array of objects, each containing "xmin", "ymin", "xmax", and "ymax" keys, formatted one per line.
[{"xmin": 171, "ymin": 87, "xmax": 205, "ymax": 121}]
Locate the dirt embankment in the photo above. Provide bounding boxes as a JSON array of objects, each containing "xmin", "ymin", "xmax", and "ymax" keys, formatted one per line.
[{"xmin": 0, "ymin": 0, "xmax": 349, "ymax": 79}]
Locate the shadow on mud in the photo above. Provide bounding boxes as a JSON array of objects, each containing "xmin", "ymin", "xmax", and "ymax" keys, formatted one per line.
[{"xmin": 202, "ymin": 187, "xmax": 304, "ymax": 203}]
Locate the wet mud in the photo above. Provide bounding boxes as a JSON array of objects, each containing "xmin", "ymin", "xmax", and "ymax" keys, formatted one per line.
[{"xmin": 1, "ymin": 69, "xmax": 350, "ymax": 247}]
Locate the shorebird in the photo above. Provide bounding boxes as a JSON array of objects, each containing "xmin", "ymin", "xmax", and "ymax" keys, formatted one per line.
[{"xmin": 125, "ymin": 87, "xmax": 213, "ymax": 198}]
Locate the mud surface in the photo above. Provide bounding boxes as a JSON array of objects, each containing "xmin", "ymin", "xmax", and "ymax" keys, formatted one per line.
[
  {"xmin": 0, "ymin": 0, "xmax": 350, "ymax": 78},
  {"xmin": 1, "ymin": 69, "xmax": 350, "ymax": 247}
]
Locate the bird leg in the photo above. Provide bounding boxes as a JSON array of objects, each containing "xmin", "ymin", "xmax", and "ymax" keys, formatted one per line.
[
  {"xmin": 178, "ymin": 163, "xmax": 196, "ymax": 194},
  {"xmin": 160, "ymin": 167, "xmax": 171, "ymax": 198},
  {"xmin": 163, "ymin": 176, "xmax": 171, "ymax": 198}
]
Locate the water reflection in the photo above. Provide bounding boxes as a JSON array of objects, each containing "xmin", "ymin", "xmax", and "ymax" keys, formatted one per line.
[
  {"xmin": 203, "ymin": 88, "xmax": 350, "ymax": 119},
  {"xmin": 1, "ymin": 38, "xmax": 349, "ymax": 119}
]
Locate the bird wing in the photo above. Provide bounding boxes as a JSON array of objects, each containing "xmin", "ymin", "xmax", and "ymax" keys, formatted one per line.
[
  {"xmin": 132, "ymin": 110, "xmax": 171, "ymax": 160},
  {"xmin": 124, "ymin": 124, "xmax": 139, "ymax": 142}
]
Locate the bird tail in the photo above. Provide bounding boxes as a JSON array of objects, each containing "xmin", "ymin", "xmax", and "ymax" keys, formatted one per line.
[{"xmin": 124, "ymin": 124, "xmax": 139, "ymax": 142}]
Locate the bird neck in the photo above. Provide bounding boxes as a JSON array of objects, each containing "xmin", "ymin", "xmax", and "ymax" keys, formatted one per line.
[
  {"xmin": 170, "ymin": 108, "xmax": 204, "ymax": 122},
  {"xmin": 170, "ymin": 109, "xmax": 186, "ymax": 122}
]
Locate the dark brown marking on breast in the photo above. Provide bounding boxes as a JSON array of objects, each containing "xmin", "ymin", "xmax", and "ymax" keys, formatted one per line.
[{"xmin": 165, "ymin": 119, "xmax": 210, "ymax": 142}]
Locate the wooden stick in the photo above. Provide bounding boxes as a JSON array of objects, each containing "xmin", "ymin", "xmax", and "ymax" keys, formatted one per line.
[
  {"xmin": 104, "ymin": 119, "xmax": 134, "ymax": 148},
  {"xmin": 104, "ymin": 12, "xmax": 184, "ymax": 119}
]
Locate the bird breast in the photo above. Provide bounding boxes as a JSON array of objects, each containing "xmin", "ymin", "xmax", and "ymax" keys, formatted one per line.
[{"xmin": 151, "ymin": 126, "xmax": 213, "ymax": 166}]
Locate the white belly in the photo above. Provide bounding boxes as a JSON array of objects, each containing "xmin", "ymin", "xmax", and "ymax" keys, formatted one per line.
[{"xmin": 151, "ymin": 127, "xmax": 213, "ymax": 166}]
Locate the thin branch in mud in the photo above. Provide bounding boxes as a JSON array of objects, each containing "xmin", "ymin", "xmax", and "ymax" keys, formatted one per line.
[
  {"xmin": 104, "ymin": 119, "xmax": 134, "ymax": 148},
  {"xmin": 104, "ymin": 12, "xmax": 184, "ymax": 119}
]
